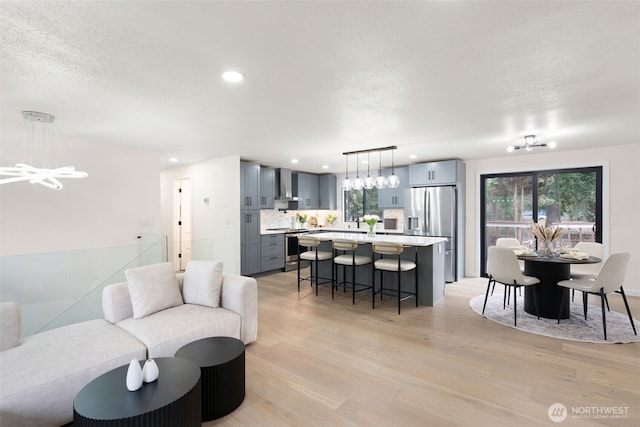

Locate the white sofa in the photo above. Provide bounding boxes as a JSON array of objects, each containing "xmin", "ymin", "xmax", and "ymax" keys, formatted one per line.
[
  {"xmin": 0, "ymin": 264, "xmax": 258, "ymax": 427},
  {"xmin": 103, "ymin": 271, "xmax": 258, "ymax": 357}
]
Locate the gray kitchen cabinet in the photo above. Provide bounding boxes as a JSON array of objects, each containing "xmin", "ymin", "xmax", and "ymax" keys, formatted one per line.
[
  {"xmin": 378, "ymin": 166, "xmax": 409, "ymax": 208},
  {"xmin": 319, "ymin": 174, "xmax": 337, "ymax": 210},
  {"xmin": 240, "ymin": 162, "xmax": 260, "ymax": 209},
  {"xmin": 260, "ymin": 166, "xmax": 275, "ymax": 209},
  {"xmin": 408, "ymin": 160, "xmax": 463, "ymax": 186},
  {"xmin": 260, "ymin": 233, "xmax": 284, "ymax": 271},
  {"xmin": 241, "ymin": 210, "xmax": 260, "ymax": 275},
  {"xmin": 294, "ymin": 172, "xmax": 320, "ymax": 209}
]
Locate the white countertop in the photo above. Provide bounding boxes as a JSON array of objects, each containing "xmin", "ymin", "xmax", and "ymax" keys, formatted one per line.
[
  {"xmin": 303, "ymin": 231, "xmax": 447, "ymax": 247},
  {"xmin": 261, "ymin": 227, "xmax": 404, "ymax": 235}
]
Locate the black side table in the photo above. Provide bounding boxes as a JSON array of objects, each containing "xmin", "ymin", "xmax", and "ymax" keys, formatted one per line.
[
  {"xmin": 175, "ymin": 336, "xmax": 246, "ymax": 421},
  {"xmin": 73, "ymin": 357, "xmax": 201, "ymax": 427}
]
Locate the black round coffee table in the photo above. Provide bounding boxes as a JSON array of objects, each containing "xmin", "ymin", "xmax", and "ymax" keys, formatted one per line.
[
  {"xmin": 73, "ymin": 357, "xmax": 201, "ymax": 427},
  {"xmin": 175, "ymin": 336, "xmax": 245, "ymax": 421}
]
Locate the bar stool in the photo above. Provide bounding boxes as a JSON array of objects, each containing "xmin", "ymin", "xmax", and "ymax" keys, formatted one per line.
[
  {"xmin": 331, "ymin": 239, "xmax": 373, "ymax": 304},
  {"xmin": 371, "ymin": 241, "xmax": 418, "ymax": 314},
  {"xmin": 297, "ymin": 235, "xmax": 333, "ymax": 295}
]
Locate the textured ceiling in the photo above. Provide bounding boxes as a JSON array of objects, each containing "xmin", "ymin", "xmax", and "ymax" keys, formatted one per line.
[{"xmin": 1, "ymin": 0, "xmax": 639, "ymax": 173}]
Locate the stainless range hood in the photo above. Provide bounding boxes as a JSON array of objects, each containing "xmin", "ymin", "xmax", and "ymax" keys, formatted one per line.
[{"xmin": 275, "ymin": 168, "xmax": 299, "ymax": 202}]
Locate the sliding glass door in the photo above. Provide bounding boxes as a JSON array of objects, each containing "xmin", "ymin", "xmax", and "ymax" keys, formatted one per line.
[{"xmin": 480, "ymin": 167, "xmax": 602, "ymax": 276}]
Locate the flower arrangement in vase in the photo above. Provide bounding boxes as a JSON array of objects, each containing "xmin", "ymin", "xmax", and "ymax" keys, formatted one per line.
[
  {"xmin": 530, "ymin": 221, "xmax": 563, "ymax": 256},
  {"xmin": 325, "ymin": 214, "xmax": 338, "ymax": 227},
  {"xmin": 296, "ymin": 213, "xmax": 307, "ymax": 229},
  {"xmin": 363, "ymin": 214, "xmax": 380, "ymax": 237}
]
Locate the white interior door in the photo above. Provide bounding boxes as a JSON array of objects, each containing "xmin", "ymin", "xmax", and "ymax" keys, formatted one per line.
[{"xmin": 173, "ymin": 179, "xmax": 192, "ymax": 271}]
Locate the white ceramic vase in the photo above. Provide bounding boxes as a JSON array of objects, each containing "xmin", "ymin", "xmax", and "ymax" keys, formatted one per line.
[
  {"xmin": 126, "ymin": 358, "xmax": 143, "ymax": 391},
  {"xmin": 142, "ymin": 359, "xmax": 159, "ymax": 383}
]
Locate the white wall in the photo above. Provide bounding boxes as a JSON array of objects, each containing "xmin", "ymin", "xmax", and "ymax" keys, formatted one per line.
[
  {"xmin": 0, "ymin": 136, "xmax": 161, "ymax": 256},
  {"xmin": 464, "ymin": 143, "xmax": 640, "ymax": 294},
  {"xmin": 160, "ymin": 155, "xmax": 241, "ymax": 275}
]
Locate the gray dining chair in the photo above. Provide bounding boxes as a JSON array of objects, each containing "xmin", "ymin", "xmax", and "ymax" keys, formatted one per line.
[
  {"xmin": 494, "ymin": 238, "xmax": 525, "ymax": 298},
  {"xmin": 496, "ymin": 237, "xmax": 525, "ymax": 270},
  {"xmin": 557, "ymin": 252, "xmax": 636, "ymax": 341},
  {"xmin": 483, "ymin": 246, "xmax": 540, "ymax": 326},
  {"xmin": 570, "ymin": 241, "xmax": 604, "ymax": 302}
]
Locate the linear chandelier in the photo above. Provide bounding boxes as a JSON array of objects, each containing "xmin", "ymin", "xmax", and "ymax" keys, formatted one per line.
[
  {"xmin": 342, "ymin": 145, "xmax": 399, "ymax": 190},
  {"xmin": 0, "ymin": 111, "xmax": 88, "ymax": 190},
  {"xmin": 507, "ymin": 134, "xmax": 557, "ymax": 152}
]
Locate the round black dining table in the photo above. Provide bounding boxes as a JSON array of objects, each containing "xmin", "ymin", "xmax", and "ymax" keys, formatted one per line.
[{"xmin": 519, "ymin": 254, "xmax": 600, "ymax": 319}]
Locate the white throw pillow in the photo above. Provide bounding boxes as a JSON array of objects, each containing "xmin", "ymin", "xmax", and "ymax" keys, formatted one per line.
[
  {"xmin": 182, "ymin": 260, "xmax": 224, "ymax": 308},
  {"xmin": 125, "ymin": 262, "xmax": 183, "ymax": 319}
]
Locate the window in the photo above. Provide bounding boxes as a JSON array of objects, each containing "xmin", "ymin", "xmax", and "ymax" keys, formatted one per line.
[
  {"xmin": 343, "ymin": 188, "xmax": 382, "ymax": 221},
  {"xmin": 480, "ymin": 166, "xmax": 602, "ymax": 276}
]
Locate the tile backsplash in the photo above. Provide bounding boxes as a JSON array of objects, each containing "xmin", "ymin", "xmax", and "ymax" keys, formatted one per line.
[{"xmin": 260, "ymin": 202, "xmax": 403, "ymax": 232}]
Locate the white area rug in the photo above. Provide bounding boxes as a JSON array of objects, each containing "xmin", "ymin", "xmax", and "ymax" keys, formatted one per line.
[{"xmin": 469, "ymin": 293, "xmax": 640, "ymax": 344}]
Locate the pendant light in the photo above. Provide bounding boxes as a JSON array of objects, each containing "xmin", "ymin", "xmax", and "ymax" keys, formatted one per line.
[
  {"xmin": 352, "ymin": 152, "xmax": 364, "ymax": 190},
  {"xmin": 341, "ymin": 145, "xmax": 398, "ymax": 191},
  {"xmin": 341, "ymin": 154, "xmax": 352, "ymax": 190},
  {"xmin": 0, "ymin": 111, "xmax": 88, "ymax": 190},
  {"xmin": 363, "ymin": 151, "xmax": 374, "ymax": 190},
  {"xmin": 374, "ymin": 150, "xmax": 387, "ymax": 189},
  {"xmin": 387, "ymin": 148, "xmax": 400, "ymax": 188}
]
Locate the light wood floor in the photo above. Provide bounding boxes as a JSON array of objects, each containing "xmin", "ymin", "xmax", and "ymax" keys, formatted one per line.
[{"xmin": 205, "ymin": 269, "xmax": 640, "ymax": 427}]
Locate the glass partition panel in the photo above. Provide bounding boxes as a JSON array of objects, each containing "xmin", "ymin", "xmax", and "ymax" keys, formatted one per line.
[{"xmin": 0, "ymin": 234, "xmax": 167, "ymax": 338}]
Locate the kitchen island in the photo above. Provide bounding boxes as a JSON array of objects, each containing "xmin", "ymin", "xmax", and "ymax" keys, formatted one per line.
[{"xmin": 301, "ymin": 231, "xmax": 447, "ymax": 306}]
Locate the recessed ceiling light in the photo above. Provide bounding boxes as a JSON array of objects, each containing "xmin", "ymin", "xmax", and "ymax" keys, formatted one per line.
[
  {"xmin": 169, "ymin": 157, "xmax": 179, "ymax": 163},
  {"xmin": 291, "ymin": 159, "xmax": 299, "ymax": 164},
  {"xmin": 409, "ymin": 154, "xmax": 417, "ymax": 159},
  {"xmin": 222, "ymin": 71, "xmax": 244, "ymax": 83},
  {"xmin": 548, "ymin": 141, "xmax": 557, "ymax": 148},
  {"xmin": 322, "ymin": 165, "xmax": 329, "ymax": 169}
]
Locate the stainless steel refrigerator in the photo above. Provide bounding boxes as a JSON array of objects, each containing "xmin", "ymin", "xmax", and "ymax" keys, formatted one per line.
[{"xmin": 404, "ymin": 186, "xmax": 457, "ymax": 282}]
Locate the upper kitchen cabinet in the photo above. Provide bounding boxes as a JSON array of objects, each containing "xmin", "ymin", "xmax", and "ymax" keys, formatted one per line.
[
  {"xmin": 409, "ymin": 160, "xmax": 464, "ymax": 186},
  {"xmin": 294, "ymin": 172, "xmax": 320, "ymax": 209},
  {"xmin": 378, "ymin": 166, "xmax": 409, "ymax": 208},
  {"xmin": 319, "ymin": 174, "xmax": 337, "ymax": 210},
  {"xmin": 240, "ymin": 162, "xmax": 260, "ymax": 209},
  {"xmin": 259, "ymin": 166, "xmax": 275, "ymax": 209}
]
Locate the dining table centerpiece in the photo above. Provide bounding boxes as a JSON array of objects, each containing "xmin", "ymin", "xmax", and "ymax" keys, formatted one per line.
[
  {"xmin": 363, "ymin": 214, "xmax": 380, "ymax": 237},
  {"xmin": 530, "ymin": 221, "xmax": 563, "ymax": 256}
]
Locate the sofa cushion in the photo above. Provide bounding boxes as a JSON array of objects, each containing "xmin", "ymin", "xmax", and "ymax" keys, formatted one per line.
[
  {"xmin": 125, "ymin": 262, "xmax": 183, "ymax": 319},
  {"xmin": 116, "ymin": 304, "xmax": 241, "ymax": 358},
  {"xmin": 183, "ymin": 260, "xmax": 223, "ymax": 308},
  {"xmin": 0, "ymin": 301, "xmax": 21, "ymax": 351},
  {"xmin": 0, "ymin": 319, "xmax": 147, "ymax": 427}
]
